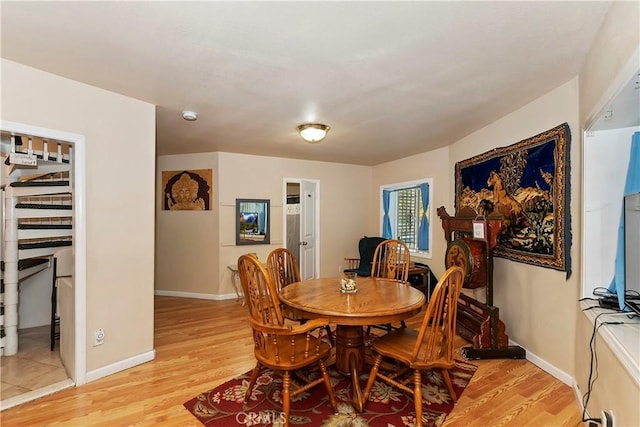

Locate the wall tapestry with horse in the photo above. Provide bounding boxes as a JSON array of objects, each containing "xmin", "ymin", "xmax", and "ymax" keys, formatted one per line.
[{"xmin": 455, "ymin": 123, "xmax": 571, "ymax": 276}]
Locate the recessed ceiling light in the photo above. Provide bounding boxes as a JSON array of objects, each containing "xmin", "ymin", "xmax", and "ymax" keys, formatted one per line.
[{"xmin": 182, "ymin": 110, "xmax": 198, "ymax": 121}]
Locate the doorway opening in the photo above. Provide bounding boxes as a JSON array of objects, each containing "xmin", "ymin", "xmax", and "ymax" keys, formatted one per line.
[
  {"xmin": 285, "ymin": 182, "xmax": 301, "ymax": 263},
  {"xmin": 283, "ymin": 178, "xmax": 320, "ymax": 279},
  {"xmin": 0, "ymin": 120, "xmax": 86, "ymax": 410}
]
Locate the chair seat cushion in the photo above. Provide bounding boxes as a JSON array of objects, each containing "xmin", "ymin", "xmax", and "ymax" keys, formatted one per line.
[
  {"xmin": 344, "ymin": 266, "xmax": 372, "ymax": 277},
  {"xmin": 371, "ymin": 328, "xmax": 453, "ymax": 370},
  {"xmin": 256, "ymin": 334, "xmax": 332, "ymax": 370}
]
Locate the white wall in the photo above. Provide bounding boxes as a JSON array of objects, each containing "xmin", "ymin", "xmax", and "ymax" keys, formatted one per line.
[
  {"xmin": 1, "ymin": 59, "xmax": 156, "ymax": 373},
  {"xmin": 155, "ymin": 152, "xmax": 373, "ymax": 297},
  {"xmin": 375, "ymin": 78, "xmax": 581, "ymax": 380},
  {"xmin": 582, "ymin": 126, "xmax": 638, "ymax": 298},
  {"xmin": 372, "ymin": 147, "xmax": 450, "ymax": 276},
  {"xmin": 580, "ymin": 1, "xmax": 640, "ymax": 125},
  {"xmin": 576, "ymin": 2, "xmax": 640, "ymax": 424},
  {"xmin": 218, "ymin": 153, "xmax": 372, "ymax": 287},
  {"xmin": 458, "ymin": 79, "xmax": 581, "ymax": 378},
  {"xmin": 155, "ymin": 153, "xmax": 219, "ymax": 296},
  {"xmin": 18, "ymin": 269, "xmax": 54, "ymax": 329}
]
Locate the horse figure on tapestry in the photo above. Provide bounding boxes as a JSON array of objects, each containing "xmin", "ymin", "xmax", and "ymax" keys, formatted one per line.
[{"xmin": 486, "ymin": 170, "xmax": 530, "ymax": 228}]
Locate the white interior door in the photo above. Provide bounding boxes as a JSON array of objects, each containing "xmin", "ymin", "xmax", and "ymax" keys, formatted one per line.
[{"xmin": 299, "ymin": 179, "xmax": 319, "ymax": 279}]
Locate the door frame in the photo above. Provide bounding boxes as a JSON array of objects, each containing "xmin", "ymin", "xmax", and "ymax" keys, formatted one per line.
[
  {"xmin": 1, "ymin": 120, "xmax": 87, "ymax": 385},
  {"xmin": 282, "ymin": 177, "xmax": 320, "ymax": 278}
]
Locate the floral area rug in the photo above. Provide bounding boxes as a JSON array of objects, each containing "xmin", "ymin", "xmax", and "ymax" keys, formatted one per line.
[{"xmin": 183, "ymin": 359, "xmax": 477, "ymax": 426}]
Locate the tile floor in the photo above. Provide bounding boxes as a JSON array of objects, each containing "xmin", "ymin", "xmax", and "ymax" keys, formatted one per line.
[{"xmin": 1, "ymin": 326, "xmax": 69, "ymax": 401}]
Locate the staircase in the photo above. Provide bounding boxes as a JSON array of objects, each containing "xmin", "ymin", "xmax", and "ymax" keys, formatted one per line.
[{"xmin": 1, "ymin": 134, "xmax": 73, "ymax": 356}]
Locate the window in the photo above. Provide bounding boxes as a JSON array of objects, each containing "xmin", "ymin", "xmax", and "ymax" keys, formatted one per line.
[{"xmin": 380, "ymin": 179, "xmax": 432, "ymax": 259}]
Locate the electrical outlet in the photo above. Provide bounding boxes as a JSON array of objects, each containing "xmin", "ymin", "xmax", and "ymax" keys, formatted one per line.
[
  {"xmin": 601, "ymin": 410, "xmax": 615, "ymax": 427},
  {"xmin": 94, "ymin": 328, "xmax": 105, "ymax": 346}
]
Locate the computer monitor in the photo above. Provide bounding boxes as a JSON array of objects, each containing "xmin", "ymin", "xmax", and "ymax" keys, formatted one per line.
[{"xmin": 624, "ymin": 192, "xmax": 640, "ymax": 314}]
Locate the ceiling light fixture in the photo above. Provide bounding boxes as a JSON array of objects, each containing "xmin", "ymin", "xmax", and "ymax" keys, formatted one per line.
[
  {"xmin": 297, "ymin": 123, "xmax": 330, "ymax": 143},
  {"xmin": 182, "ymin": 110, "xmax": 198, "ymax": 121}
]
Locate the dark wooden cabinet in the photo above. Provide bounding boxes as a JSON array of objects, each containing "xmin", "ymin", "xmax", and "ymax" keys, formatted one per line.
[{"xmin": 407, "ymin": 265, "xmax": 432, "ymax": 298}]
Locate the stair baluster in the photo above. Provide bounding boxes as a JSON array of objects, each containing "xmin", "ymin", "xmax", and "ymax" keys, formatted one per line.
[{"xmin": 1, "ymin": 135, "xmax": 73, "ymax": 356}]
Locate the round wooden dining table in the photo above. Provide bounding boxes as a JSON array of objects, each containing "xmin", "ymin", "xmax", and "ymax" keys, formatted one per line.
[{"xmin": 279, "ymin": 276, "xmax": 425, "ymax": 411}]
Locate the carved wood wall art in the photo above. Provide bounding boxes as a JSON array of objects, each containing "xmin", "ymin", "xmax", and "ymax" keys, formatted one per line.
[{"xmin": 162, "ymin": 169, "xmax": 213, "ymax": 211}]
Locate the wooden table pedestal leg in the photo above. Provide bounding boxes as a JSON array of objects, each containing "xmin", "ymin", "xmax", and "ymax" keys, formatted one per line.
[
  {"xmin": 335, "ymin": 325, "xmax": 366, "ymax": 411},
  {"xmin": 335, "ymin": 325, "xmax": 364, "ymax": 375}
]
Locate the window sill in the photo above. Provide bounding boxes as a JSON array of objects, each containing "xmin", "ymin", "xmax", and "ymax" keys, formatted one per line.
[
  {"xmin": 410, "ymin": 251, "xmax": 432, "ymax": 261},
  {"xmin": 580, "ymin": 300, "xmax": 640, "ymax": 386}
]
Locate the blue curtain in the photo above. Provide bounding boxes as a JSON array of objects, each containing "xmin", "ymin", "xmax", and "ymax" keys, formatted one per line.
[
  {"xmin": 417, "ymin": 183, "xmax": 430, "ymax": 250},
  {"xmin": 608, "ymin": 131, "xmax": 640, "ymax": 308},
  {"xmin": 382, "ymin": 189, "xmax": 392, "ymax": 238}
]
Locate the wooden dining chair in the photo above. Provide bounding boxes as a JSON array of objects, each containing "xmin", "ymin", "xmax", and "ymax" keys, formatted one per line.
[
  {"xmin": 361, "ymin": 266, "xmax": 464, "ymax": 427},
  {"xmin": 237, "ymin": 254, "xmax": 337, "ymax": 426},
  {"xmin": 267, "ymin": 247, "xmax": 334, "ymax": 346},
  {"xmin": 371, "ymin": 239, "xmax": 410, "ymax": 281},
  {"xmin": 368, "ymin": 239, "xmax": 411, "ymax": 334},
  {"xmin": 267, "ymin": 247, "xmax": 301, "ymax": 292}
]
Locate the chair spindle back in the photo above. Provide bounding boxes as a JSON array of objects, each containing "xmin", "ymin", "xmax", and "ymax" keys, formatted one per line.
[
  {"xmin": 412, "ymin": 266, "xmax": 464, "ymax": 364},
  {"xmin": 238, "ymin": 254, "xmax": 284, "ymax": 327},
  {"xmin": 267, "ymin": 248, "xmax": 301, "ymax": 292},
  {"xmin": 372, "ymin": 239, "xmax": 410, "ymax": 281}
]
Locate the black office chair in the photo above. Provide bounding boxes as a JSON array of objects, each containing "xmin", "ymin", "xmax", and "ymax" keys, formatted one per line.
[{"xmin": 344, "ymin": 236, "xmax": 386, "ymax": 277}]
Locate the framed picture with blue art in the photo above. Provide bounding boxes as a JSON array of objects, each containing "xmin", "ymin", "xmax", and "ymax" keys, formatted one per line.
[
  {"xmin": 455, "ymin": 123, "xmax": 571, "ymax": 276},
  {"xmin": 236, "ymin": 198, "xmax": 270, "ymax": 245}
]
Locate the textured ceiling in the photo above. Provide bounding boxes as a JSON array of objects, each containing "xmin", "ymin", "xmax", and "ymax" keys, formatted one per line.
[{"xmin": 1, "ymin": 1, "xmax": 614, "ymax": 165}]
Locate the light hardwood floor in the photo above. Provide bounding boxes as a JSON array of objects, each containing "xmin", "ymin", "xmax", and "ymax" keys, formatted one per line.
[{"xmin": 0, "ymin": 296, "xmax": 583, "ymax": 426}]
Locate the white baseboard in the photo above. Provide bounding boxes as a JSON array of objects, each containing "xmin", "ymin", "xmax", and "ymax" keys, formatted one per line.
[
  {"xmin": 509, "ymin": 338, "xmax": 574, "ymax": 387},
  {"xmin": 154, "ymin": 290, "xmax": 238, "ymax": 301},
  {"xmin": 572, "ymin": 377, "xmax": 585, "ymax": 413},
  {"xmin": 85, "ymin": 349, "xmax": 155, "ymax": 383}
]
